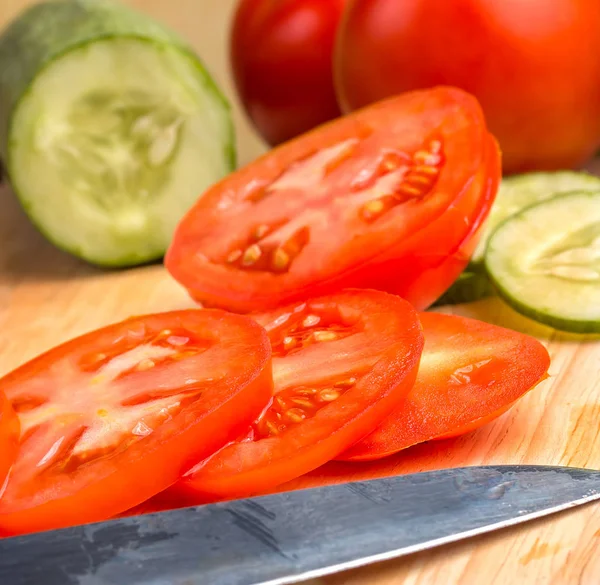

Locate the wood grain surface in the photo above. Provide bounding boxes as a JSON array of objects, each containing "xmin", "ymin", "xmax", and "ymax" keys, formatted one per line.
[{"xmin": 1, "ymin": 1, "xmax": 599, "ymax": 584}]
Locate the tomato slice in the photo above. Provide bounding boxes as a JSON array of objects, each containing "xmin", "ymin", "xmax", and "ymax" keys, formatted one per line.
[
  {"xmin": 0, "ymin": 310, "xmax": 273, "ymax": 536},
  {"xmin": 166, "ymin": 86, "xmax": 497, "ymax": 313},
  {"xmin": 338, "ymin": 312, "xmax": 551, "ymax": 462},
  {"xmin": 168, "ymin": 290, "xmax": 424, "ymax": 500},
  {"xmin": 0, "ymin": 391, "xmax": 20, "ymax": 489}
]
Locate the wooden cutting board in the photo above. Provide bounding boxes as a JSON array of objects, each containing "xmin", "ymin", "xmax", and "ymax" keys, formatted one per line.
[{"xmin": 1, "ymin": 1, "xmax": 599, "ymax": 584}]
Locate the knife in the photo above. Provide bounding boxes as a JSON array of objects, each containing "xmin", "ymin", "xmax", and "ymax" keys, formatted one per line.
[{"xmin": 1, "ymin": 465, "xmax": 599, "ymax": 585}]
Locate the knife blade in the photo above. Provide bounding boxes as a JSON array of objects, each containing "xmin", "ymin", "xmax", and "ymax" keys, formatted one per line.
[{"xmin": 1, "ymin": 465, "xmax": 599, "ymax": 585}]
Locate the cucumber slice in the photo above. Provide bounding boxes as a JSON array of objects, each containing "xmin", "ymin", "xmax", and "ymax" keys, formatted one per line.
[
  {"xmin": 485, "ymin": 191, "xmax": 600, "ymax": 333},
  {"xmin": 0, "ymin": 0, "xmax": 235, "ymax": 267},
  {"xmin": 470, "ymin": 171, "xmax": 600, "ymax": 266},
  {"xmin": 432, "ymin": 270, "xmax": 495, "ymax": 307}
]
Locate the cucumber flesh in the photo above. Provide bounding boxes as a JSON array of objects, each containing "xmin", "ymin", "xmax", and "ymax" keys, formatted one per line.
[
  {"xmin": 470, "ymin": 171, "xmax": 600, "ymax": 266},
  {"xmin": 0, "ymin": 0, "xmax": 234, "ymax": 267},
  {"xmin": 485, "ymin": 191, "xmax": 600, "ymax": 333}
]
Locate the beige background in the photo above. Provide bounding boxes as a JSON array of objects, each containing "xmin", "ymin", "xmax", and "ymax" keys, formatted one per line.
[{"xmin": 0, "ymin": 2, "xmax": 599, "ymax": 584}]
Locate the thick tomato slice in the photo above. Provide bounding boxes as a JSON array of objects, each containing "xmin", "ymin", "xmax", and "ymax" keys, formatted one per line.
[
  {"xmin": 338, "ymin": 312, "xmax": 551, "ymax": 462},
  {"xmin": 0, "ymin": 310, "xmax": 273, "ymax": 536},
  {"xmin": 0, "ymin": 392, "xmax": 20, "ymax": 488},
  {"xmin": 168, "ymin": 290, "xmax": 424, "ymax": 500},
  {"xmin": 166, "ymin": 86, "xmax": 497, "ymax": 313}
]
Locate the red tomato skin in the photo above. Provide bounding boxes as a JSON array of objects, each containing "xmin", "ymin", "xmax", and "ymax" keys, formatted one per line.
[
  {"xmin": 0, "ymin": 392, "xmax": 20, "ymax": 487},
  {"xmin": 0, "ymin": 311, "xmax": 273, "ymax": 536},
  {"xmin": 338, "ymin": 312, "xmax": 551, "ymax": 462},
  {"xmin": 335, "ymin": 0, "xmax": 600, "ymax": 174},
  {"xmin": 231, "ymin": 0, "xmax": 347, "ymax": 146}
]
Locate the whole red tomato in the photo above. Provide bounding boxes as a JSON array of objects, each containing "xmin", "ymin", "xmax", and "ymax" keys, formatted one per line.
[
  {"xmin": 334, "ymin": 0, "xmax": 600, "ymax": 174},
  {"xmin": 230, "ymin": 0, "xmax": 347, "ymax": 146}
]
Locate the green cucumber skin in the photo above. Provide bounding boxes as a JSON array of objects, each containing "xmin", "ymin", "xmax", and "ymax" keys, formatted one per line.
[
  {"xmin": 489, "ymin": 275, "xmax": 600, "ymax": 334},
  {"xmin": 0, "ymin": 0, "xmax": 235, "ymax": 267}
]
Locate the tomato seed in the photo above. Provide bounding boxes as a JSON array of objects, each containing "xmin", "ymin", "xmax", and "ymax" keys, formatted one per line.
[
  {"xmin": 334, "ymin": 377, "xmax": 357, "ymax": 389},
  {"xmin": 167, "ymin": 335, "xmax": 189, "ymax": 346},
  {"xmin": 413, "ymin": 150, "xmax": 430, "ymax": 164},
  {"xmin": 290, "ymin": 397, "xmax": 314, "ymax": 408},
  {"xmin": 361, "ymin": 199, "xmax": 385, "ymax": 220},
  {"xmin": 405, "ymin": 174, "xmax": 433, "ymax": 187},
  {"xmin": 271, "ymin": 247, "xmax": 291, "ymax": 272},
  {"xmin": 242, "ymin": 244, "xmax": 262, "ymax": 266},
  {"xmin": 227, "ymin": 249, "xmax": 242, "ymax": 263},
  {"xmin": 295, "ymin": 387, "xmax": 317, "ymax": 396},
  {"xmin": 265, "ymin": 421, "xmax": 279, "ymax": 435},
  {"xmin": 302, "ymin": 314, "xmax": 321, "ymax": 328},
  {"xmin": 253, "ymin": 224, "xmax": 270, "ymax": 240},
  {"xmin": 312, "ymin": 330, "xmax": 338, "ymax": 342},
  {"xmin": 429, "ymin": 140, "xmax": 442, "ymax": 153},
  {"xmin": 285, "ymin": 408, "xmax": 306, "ymax": 423},
  {"xmin": 283, "ymin": 336, "xmax": 297, "ymax": 351},
  {"xmin": 136, "ymin": 358, "xmax": 155, "ymax": 371},
  {"xmin": 413, "ymin": 164, "xmax": 439, "ymax": 176},
  {"xmin": 398, "ymin": 184, "xmax": 424, "ymax": 198},
  {"xmin": 424, "ymin": 153, "xmax": 442, "ymax": 166},
  {"xmin": 319, "ymin": 389, "xmax": 341, "ymax": 402}
]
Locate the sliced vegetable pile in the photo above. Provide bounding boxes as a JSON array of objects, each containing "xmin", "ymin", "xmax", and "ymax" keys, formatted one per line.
[{"xmin": 0, "ymin": 292, "xmax": 550, "ymax": 536}]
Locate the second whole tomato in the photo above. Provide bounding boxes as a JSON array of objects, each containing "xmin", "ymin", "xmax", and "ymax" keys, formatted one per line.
[
  {"xmin": 230, "ymin": 0, "xmax": 347, "ymax": 146},
  {"xmin": 334, "ymin": 0, "xmax": 600, "ymax": 174}
]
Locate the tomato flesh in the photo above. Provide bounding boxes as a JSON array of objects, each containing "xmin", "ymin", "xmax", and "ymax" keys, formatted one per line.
[
  {"xmin": 0, "ymin": 392, "xmax": 20, "ymax": 489},
  {"xmin": 166, "ymin": 86, "xmax": 498, "ymax": 313},
  {"xmin": 0, "ymin": 310, "xmax": 273, "ymax": 535},
  {"xmin": 338, "ymin": 312, "xmax": 551, "ymax": 462},
  {"xmin": 168, "ymin": 289, "xmax": 424, "ymax": 499}
]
